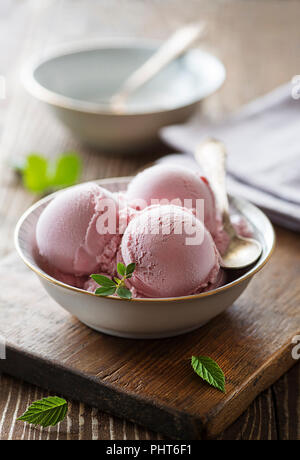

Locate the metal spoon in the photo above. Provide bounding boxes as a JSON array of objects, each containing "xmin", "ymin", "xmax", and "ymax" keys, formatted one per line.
[
  {"xmin": 110, "ymin": 22, "xmax": 206, "ymax": 113},
  {"xmin": 195, "ymin": 139, "xmax": 262, "ymax": 269}
]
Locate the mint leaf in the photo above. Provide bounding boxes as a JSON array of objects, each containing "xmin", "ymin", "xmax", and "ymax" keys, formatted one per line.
[
  {"xmin": 117, "ymin": 263, "xmax": 126, "ymax": 276},
  {"xmin": 16, "ymin": 152, "xmax": 81, "ymax": 195},
  {"xmin": 125, "ymin": 263, "xmax": 136, "ymax": 276},
  {"xmin": 191, "ymin": 356, "xmax": 225, "ymax": 393},
  {"xmin": 95, "ymin": 286, "xmax": 116, "ymax": 296},
  {"xmin": 23, "ymin": 154, "xmax": 49, "ymax": 193},
  {"xmin": 116, "ymin": 286, "xmax": 132, "ymax": 299},
  {"xmin": 51, "ymin": 153, "xmax": 81, "ymax": 188},
  {"xmin": 92, "ymin": 263, "xmax": 135, "ymax": 299},
  {"xmin": 17, "ymin": 396, "xmax": 68, "ymax": 427},
  {"xmin": 90, "ymin": 274, "xmax": 115, "ymax": 287}
]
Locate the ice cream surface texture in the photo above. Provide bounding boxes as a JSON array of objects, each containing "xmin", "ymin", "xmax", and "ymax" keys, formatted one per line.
[
  {"xmin": 121, "ymin": 205, "xmax": 220, "ymax": 298},
  {"xmin": 36, "ymin": 183, "xmax": 120, "ymax": 276},
  {"xmin": 126, "ymin": 164, "xmax": 218, "ymax": 236},
  {"xmin": 34, "ymin": 162, "xmax": 246, "ymax": 297}
]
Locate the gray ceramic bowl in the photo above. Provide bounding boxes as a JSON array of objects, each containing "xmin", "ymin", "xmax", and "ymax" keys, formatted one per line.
[
  {"xmin": 15, "ymin": 177, "xmax": 275, "ymax": 339},
  {"xmin": 23, "ymin": 39, "xmax": 226, "ymax": 153}
]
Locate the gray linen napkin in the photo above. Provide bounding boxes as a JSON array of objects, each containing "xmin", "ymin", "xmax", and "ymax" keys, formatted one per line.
[{"xmin": 160, "ymin": 83, "xmax": 300, "ymax": 231}]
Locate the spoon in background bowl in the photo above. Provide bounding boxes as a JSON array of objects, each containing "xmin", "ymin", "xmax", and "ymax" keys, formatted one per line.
[
  {"xmin": 195, "ymin": 139, "xmax": 262, "ymax": 269},
  {"xmin": 109, "ymin": 22, "xmax": 206, "ymax": 113}
]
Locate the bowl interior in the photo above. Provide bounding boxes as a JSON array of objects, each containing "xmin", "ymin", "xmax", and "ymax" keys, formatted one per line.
[
  {"xmin": 30, "ymin": 44, "xmax": 225, "ymax": 113},
  {"xmin": 15, "ymin": 177, "xmax": 275, "ymax": 302}
]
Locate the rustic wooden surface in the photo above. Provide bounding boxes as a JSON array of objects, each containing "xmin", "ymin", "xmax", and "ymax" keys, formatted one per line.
[{"xmin": 0, "ymin": 0, "xmax": 299, "ymax": 440}]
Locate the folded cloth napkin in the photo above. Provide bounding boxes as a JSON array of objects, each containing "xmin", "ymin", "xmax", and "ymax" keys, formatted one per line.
[{"xmin": 160, "ymin": 83, "xmax": 300, "ymax": 231}]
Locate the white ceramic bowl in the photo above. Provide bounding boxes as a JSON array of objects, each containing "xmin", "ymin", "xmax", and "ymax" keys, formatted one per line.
[
  {"xmin": 15, "ymin": 177, "xmax": 275, "ymax": 339},
  {"xmin": 23, "ymin": 40, "xmax": 225, "ymax": 153}
]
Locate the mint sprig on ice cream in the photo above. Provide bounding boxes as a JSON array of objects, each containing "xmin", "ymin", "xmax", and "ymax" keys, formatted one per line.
[{"xmin": 91, "ymin": 262, "xmax": 136, "ymax": 299}]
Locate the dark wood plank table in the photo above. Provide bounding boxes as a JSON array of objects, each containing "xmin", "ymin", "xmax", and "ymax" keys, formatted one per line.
[{"xmin": 0, "ymin": 0, "xmax": 299, "ymax": 440}]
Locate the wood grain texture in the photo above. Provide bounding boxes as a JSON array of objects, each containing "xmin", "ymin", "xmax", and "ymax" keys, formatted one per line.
[
  {"xmin": 0, "ymin": 0, "xmax": 300, "ymax": 440},
  {"xmin": 0, "ymin": 374, "xmax": 163, "ymax": 440},
  {"xmin": 1, "ymin": 365, "xmax": 299, "ymax": 440}
]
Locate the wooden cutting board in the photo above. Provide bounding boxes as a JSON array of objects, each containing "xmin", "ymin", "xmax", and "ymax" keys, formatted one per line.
[{"xmin": 0, "ymin": 226, "xmax": 299, "ymax": 439}]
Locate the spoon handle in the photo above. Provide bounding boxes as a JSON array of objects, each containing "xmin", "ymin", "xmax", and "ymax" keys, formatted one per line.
[
  {"xmin": 111, "ymin": 22, "xmax": 206, "ymax": 111},
  {"xmin": 195, "ymin": 139, "xmax": 236, "ymax": 238}
]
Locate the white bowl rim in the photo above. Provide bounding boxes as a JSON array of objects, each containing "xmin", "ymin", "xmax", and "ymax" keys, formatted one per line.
[
  {"xmin": 15, "ymin": 176, "xmax": 275, "ymax": 304},
  {"xmin": 22, "ymin": 38, "xmax": 226, "ymax": 116}
]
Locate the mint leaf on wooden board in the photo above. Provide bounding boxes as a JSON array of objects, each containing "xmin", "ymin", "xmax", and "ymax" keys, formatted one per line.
[
  {"xmin": 191, "ymin": 356, "xmax": 226, "ymax": 393},
  {"xmin": 17, "ymin": 396, "xmax": 68, "ymax": 427}
]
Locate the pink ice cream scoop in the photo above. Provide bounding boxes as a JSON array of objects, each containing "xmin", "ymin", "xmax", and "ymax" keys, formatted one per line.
[
  {"xmin": 121, "ymin": 205, "xmax": 220, "ymax": 298},
  {"xmin": 126, "ymin": 164, "xmax": 219, "ymax": 237},
  {"xmin": 36, "ymin": 183, "xmax": 121, "ymax": 276}
]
